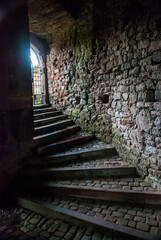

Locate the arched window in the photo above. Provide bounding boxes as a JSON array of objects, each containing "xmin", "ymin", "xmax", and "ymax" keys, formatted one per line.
[{"xmin": 30, "ymin": 44, "xmax": 46, "ymax": 105}]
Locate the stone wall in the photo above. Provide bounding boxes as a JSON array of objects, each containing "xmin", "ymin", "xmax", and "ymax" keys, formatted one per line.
[
  {"xmin": 46, "ymin": 0, "xmax": 161, "ymax": 189},
  {"xmin": 0, "ymin": 0, "xmax": 33, "ymax": 194}
]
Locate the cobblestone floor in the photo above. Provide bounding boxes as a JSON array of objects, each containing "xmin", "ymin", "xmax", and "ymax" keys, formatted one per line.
[
  {"xmin": 40, "ymin": 196, "xmax": 161, "ymax": 236},
  {"xmin": 51, "ymin": 176, "xmax": 155, "ymax": 192},
  {"xmin": 0, "ymin": 206, "xmax": 124, "ymax": 240},
  {"xmin": 58, "ymin": 156, "xmax": 133, "ymax": 168},
  {"xmin": 62, "ymin": 138, "xmax": 110, "ymax": 154}
]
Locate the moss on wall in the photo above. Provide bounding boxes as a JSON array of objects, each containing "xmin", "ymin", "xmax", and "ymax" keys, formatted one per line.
[{"xmin": 60, "ymin": 0, "xmax": 93, "ymax": 61}]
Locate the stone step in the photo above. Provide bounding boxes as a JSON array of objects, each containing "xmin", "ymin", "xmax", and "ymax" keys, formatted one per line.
[
  {"xmin": 34, "ymin": 110, "xmax": 62, "ymax": 120},
  {"xmin": 39, "ymin": 182, "xmax": 161, "ymax": 206},
  {"xmin": 34, "ymin": 119, "xmax": 74, "ymax": 136},
  {"xmin": 45, "ymin": 146, "xmax": 118, "ymax": 166},
  {"xmin": 33, "ymin": 104, "xmax": 49, "ymax": 109},
  {"xmin": 34, "ymin": 125, "xmax": 81, "ymax": 147},
  {"xmin": 58, "ymin": 155, "xmax": 132, "ymax": 168},
  {"xmin": 21, "ymin": 165, "xmax": 137, "ymax": 180},
  {"xmin": 24, "ymin": 147, "xmax": 118, "ymax": 167},
  {"xmin": 33, "ymin": 107, "xmax": 56, "ymax": 114},
  {"xmin": 34, "ymin": 115, "xmax": 68, "ymax": 127},
  {"xmin": 37, "ymin": 134, "xmax": 94, "ymax": 155},
  {"xmin": 16, "ymin": 176, "xmax": 160, "ymax": 206},
  {"xmin": 52, "ymin": 177, "xmax": 155, "ymax": 192},
  {"xmin": 17, "ymin": 197, "xmax": 159, "ymax": 240}
]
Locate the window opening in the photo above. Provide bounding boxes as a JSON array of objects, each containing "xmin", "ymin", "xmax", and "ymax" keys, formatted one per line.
[{"xmin": 30, "ymin": 46, "xmax": 46, "ymax": 105}]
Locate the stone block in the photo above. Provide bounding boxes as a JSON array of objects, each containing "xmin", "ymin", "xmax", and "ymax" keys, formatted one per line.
[
  {"xmin": 136, "ymin": 83, "xmax": 145, "ymax": 92},
  {"xmin": 81, "ymin": 92, "xmax": 87, "ymax": 99},
  {"xmin": 118, "ymin": 85, "xmax": 128, "ymax": 92},
  {"xmin": 80, "ymin": 110, "xmax": 90, "ymax": 121},
  {"xmin": 155, "ymin": 89, "xmax": 161, "ymax": 101},
  {"xmin": 54, "ymin": 69, "xmax": 59, "ymax": 73},
  {"xmin": 138, "ymin": 40, "xmax": 149, "ymax": 49},
  {"xmin": 112, "ymin": 211, "xmax": 124, "ymax": 218},
  {"xmin": 129, "ymin": 67, "xmax": 139, "ymax": 76},
  {"xmin": 116, "ymin": 102, "xmax": 121, "ymax": 110},
  {"xmin": 149, "ymin": 41, "xmax": 161, "ymax": 52},
  {"xmin": 134, "ymin": 216, "xmax": 145, "ymax": 223},
  {"xmin": 152, "ymin": 127, "xmax": 160, "ymax": 136},
  {"xmin": 113, "ymin": 93, "xmax": 121, "ymax": 100},
  {"xmin": 146, "ymin": 219, "xmax": 158, "ymax": 227},
  {"xmin": 150, "ymin": 227, "xmax": 160, "ymax": 235},
  {"xmin": 117, "ymin": 218, "xmax": 128, "ymax": 226},
  {"xmin": 152, "ymin": 51, "xmax": 161, "ymax": 63},
  {"xmin": 80, "ymin": 99, "xmax": 87, "ymax": 105},
  {"xmin": 122, "ymin": 93, "xmax": 128, "ymax": 101},
  {"xmin": 129, "ymin": 93, "xmax": 137, "ymax": 103},
  {"xmin": 145, "ymin": 146, "xmax": 157, "ymax": 154},
  {"xmin": 106, "ymin": 61, "xmax": 113, "ymax": 71},
  {"xmin": 111, "ymin": 101, "xmax": 116, "ymax": 108},
  {"xmin": 128, "ymin": 221, "xmax": 136, "ymax": 228},
  {"xmin": 152, "ymin": 70, "xmax": 161, "ymax": 79},
  {"xmin": 40, "ymin": 231, "xmax": 51, "ymax": 238},
  {"xmin": 29, "ymin": 215, "xmax": 42, "ymax": 225},
  {"xmin": 124, "ymin": 62, "xmax": 131, "ymax": 70},
  {"xmin": 136, "ymin": 110, "xmax": 152, "ymax": 132},
  {"xmin": 42, "ymin": 220, "xmax": 53, "ymax": 230},
  {"xmin": 153, "ymin": 102, "xmax": 161, "ymax": 111},
  {"xmin": 136, "ymin": 222, "xmax": 149, "ymax": 232},
  {"xmin": 73, "ymin": 228, "xmax": 85, "ymax": 240},
  {"xmin": 123, "ymin": 70, "xmax": 128, "ymax": 78},
  {"xmin": 154, "ymin": 117, "xmax": 161, "ymax": 126},
  {"xmin": 120, "ymin": 31, "xmax": 126, "ymax": 41},
  {"xmin": 107, "ymin": 108, "xmax": 114, "ymax": 116}
]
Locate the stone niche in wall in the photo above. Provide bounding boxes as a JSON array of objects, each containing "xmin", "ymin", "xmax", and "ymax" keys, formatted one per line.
[{"xmin": 46, "ymin": 0, "xmax": 161, "ymax": 190}]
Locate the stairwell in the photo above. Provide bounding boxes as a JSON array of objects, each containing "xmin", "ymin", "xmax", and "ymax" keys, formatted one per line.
[{"xmin": 15, "ymin": 105, "xmax": 161, "ymax": 240}]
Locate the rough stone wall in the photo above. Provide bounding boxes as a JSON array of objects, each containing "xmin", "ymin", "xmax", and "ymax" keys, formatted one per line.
[
  {"xmin": 0, "ymin": 0, "xmax": 33, "ymax": 194},
  {"xmin": 47, "ymin": 1, "xmax": 161, "ymax": 189}
]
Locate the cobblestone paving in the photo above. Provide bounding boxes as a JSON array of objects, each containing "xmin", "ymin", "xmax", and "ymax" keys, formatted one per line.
[
  {"xmin": 61, "ymin": 156, "xmax": 133, "ymax": 168},
  {"xmin": 41, "ymin": 196, "xmax": 161, "ymax": 236},
  {"xmin": 0, "ymin": 206, "xmax": 124, "ymax": 240},
  {"xmin": 62, "ymin": 138, "xmax": 110, "ymax": 153},
  {"xmin": 51, "ymin": 176, "xmax": 156, "ymax": 192}
]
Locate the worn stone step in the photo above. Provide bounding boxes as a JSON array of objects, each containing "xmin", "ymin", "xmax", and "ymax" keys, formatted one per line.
[
  {"xmin": 34, "ymin": 119, "xmax": 74, "ymax": 136},
  {"xmin": 21, "ymin": 166, "xmax": 137, "ymax": 181},
  {"xmin": 24, "ymin": 147, "xmax": 118, "ymax": 167},
  {"xmin": 17, "ymin": 197, "xmax": 159, "ymax": 240},
  {"xmin": 16, "ymin": 177, "xmax": 161, "ymax": 206},
  {"xmin": 40, "ymin": 182, "xmax": 161, "ymax": 206},
  {"xmin": 34, "ymin": 110, "xmax": 62, "ymax": 120},
  {"xmin": 59, "ymin": 155, "xmax": 132, "ymax": 168},
  {"xmin": 33, "ymin": 104, "xmax": 49, "ymax": 109},
  {"xmin": 33, "ymin": 107, "xmax": 56, "ymax": 114},
  {"xmin": 34, "ymin": 115, "xmax": 68, "ymax": 127},
  {"xmin": 45, "ymin": 146, "xmax": 118, "ymax": 166},
  {"xmin": 34, "ymin": 125, "xmax": 80, "ymax": 147},
  {"xmin": 53, "ymin": 177, "xmax": 155, "ymax": 192},
  {"xmin": 37, "ymin": 134, "xmax": 94, "ymax": 155}
]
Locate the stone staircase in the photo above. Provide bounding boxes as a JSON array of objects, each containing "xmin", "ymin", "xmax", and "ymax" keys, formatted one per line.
[{"xmin": 15, "ymin": 105, "xmax": 161, "ymax": 240}]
